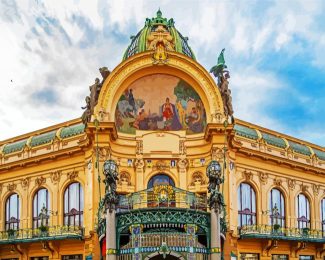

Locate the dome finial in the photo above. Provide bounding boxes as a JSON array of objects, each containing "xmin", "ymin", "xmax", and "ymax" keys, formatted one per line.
[{"xmin": 157, "ymin": 8, "xmax": 162, "ymax": 18}]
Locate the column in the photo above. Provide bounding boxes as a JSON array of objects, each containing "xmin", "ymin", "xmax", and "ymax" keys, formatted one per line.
[
  {"xmin": 211, "ymin": 208, "xmax": 221, "ymax": 260},
  {"xmin": 106, "ymin": 209, "xmax": 116, "ymax": 260}
]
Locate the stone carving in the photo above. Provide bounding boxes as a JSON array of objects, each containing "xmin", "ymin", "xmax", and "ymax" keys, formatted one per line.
[
  {"xmin": 21, "ymin": 178, "xmax": 30, "ymax": 189},
  {"xmin": 177, "ymin": 158, "xmax": 188, "ymax": 171},
  {"xmin": 35, "ymin": 177, "xmax": 46, "ymax": 187},
  {"xmin": 242, "ymin": 170, "xmax": 253, "ymax": 181},
  {"xmin": 98, "ymin": 146, "xmax": 111, "ymax": 160},
  {"xmin": 312, "ymin": 184, "xmax": 320, "ymax": 195},
  {"xmin": 118, "ymin": 171, "xmax": 131, "ymax": 186},
  {"xmin": 179, "ymin": 140, "xmax": 186, "ymax": 155},
  {"xmin": 103, "ymin": 160, "xmax": 119, "ymax": 212},
  {"xmin": 136, "ymin": 140, "xmax": 143, "ymax": 155},
  {"xmin": 259, "ymin": 172, "xmax": 268, "ymax": 185},
  {"xmin": 81, "ymin": 67, "xmax": 111, "ymax": 124},
  {"xmin": 134, "ymin": 158, "xmax": 144, "ymax": 170},
  {"xmin": 190, "ymin": 172, "xmax": 206, "ymax": 186},
  {"xmin": 288, "ymin": 179, "xmax": 296, "ymax": 190},
  {"xmin": 50, "ymin": 171, "xmax": 61, "ymax": 184},
  {"xmin": 274, "ymin": 178, "xmax": 282, "ymax": 187},
  {"xmin": 67, "ymin": 171, "xmax": 78, "ymax": 181},
  {"xmin": 154, "ymin": 160, "xmax": 169, "ymax": 171},
  {"xmin": 210, "ymin": 49, "xmax": 233, "ymax": 121},
  {"xmin": 8, "ymin": 183, "xmax": 17, "ymax": 192},
  {"xmin": 211, "ymin": 147, "xmax": 223, "ymax": 161}
]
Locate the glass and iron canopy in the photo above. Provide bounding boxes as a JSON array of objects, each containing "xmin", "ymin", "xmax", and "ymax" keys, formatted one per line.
[{"xmin": 123, "ymin": 9, "xmax": 196, "ymax": 61}]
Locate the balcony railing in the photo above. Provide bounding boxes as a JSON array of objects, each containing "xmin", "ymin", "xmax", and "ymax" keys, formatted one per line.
[
  {"xmin": 117, "ymin": 185, "xmax": 208, "ymax": 212},
  {"xmin": 0, "ymin": 225, "xmax": 84, "ymax": 244},
  {"xmin": 239, "ymin": 225, "xmax": 325, "ymax": 242}
]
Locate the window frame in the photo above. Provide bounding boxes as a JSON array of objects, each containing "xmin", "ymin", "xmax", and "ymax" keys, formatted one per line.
[
  {"xmin": 63, "ymin": 182, "xmax": 84, "ymax": 227},
  {"xmin": 33, "ymin": 188, "xmax": 49, "ymax": 229},
  {"xmin": 296, "ymin": 193, "xmax": 310, "ymax": 229},
  {"xmin": 237, "ymin": 182, "xmax": 257, "ymax": 227},
  {"xmin": 269, "ymin": 188, "xmax": 286, "ymax": 227},
  {"xmin": 5, "ymin": 193, "xmax": 20, "ymax": 231}
]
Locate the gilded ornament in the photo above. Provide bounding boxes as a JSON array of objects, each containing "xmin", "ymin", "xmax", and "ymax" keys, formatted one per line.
[
  {"xmin": 118, "ymin": 172, "xmax": 131, "ymax": 186},
  {"xmin": 8, "ymin": 183, "xmax": 17, "ymax": 192},
  {"xmin": 136, "ymin": 140, "xmax": 143, "ymax": 155},
  {"xmin": 273, "ymin": 178, "xmax": 282, "ymax": 187},
  {"xmin": 50, "ymin": 171, "xmax": 61, "ymax": 184},
  {"xmin": 35, "ymin": 176, "xmax": 46, "ymax": 187},
  {"xmin": 67, "ymin": 171, "xmax": 78, "ymax": 181},
  {"xmin": 288, "ymin": 179, "xmax": 296, "ymax": 190},
  {"xmin": 242, "ymin": 170, "xmax": 253, "ymax": 181},
  {"xmin": 258, "ymin": 172, "xmax": 268, "ymax": 185},
  {"xmin": 21, "ymin": 177, "xmax": 30, "ymax": 189},
  {"xmin": 312, "ymin": 184, "xmax": 320, "ymax": 195},
  {"xmin": 191, "ymin": 172, "xmax": 205, "ymax": 186}
]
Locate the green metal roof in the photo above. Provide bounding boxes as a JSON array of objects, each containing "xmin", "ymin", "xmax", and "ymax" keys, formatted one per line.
[
  {"xmin": 2, "ymin": 139, "xmax": 27, "ymax": 154},
  {"xmin": 313, "ymin": 148, "xmax": 325, "ymax": 161},
  {"xmin": 261, "ymin": 132, "xmax": 287, "ymax": 148},
  {"xmin": 123, "ymin": 9, "xmax": 195, "ymax": 61},
  {"xmin": 288, "ymin": 140, "xmax": 311, "ymax": 156},
  {"xmin": 60, "ymin": 123, "xmax": 85, "ymax": 139},
  {"xmin": 234, "ymin": 124, "xmax": 259, "ymax": 140},
  {"xmin": 30, "ymin": 131, "xmax": 56, "ymax": 147}
]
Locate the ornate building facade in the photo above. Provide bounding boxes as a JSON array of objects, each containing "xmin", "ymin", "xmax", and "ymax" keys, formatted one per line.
[{"xmin": 0, "ymin": 10, "xmax": 324, "ymax": 260}]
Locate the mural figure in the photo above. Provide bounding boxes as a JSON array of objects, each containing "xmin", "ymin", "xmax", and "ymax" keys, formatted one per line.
[{"xmin": 115, "ymin": 74, "xmax": 206, "ymax": 134}]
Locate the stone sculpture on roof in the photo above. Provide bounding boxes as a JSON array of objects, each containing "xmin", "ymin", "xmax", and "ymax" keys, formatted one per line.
[
  {"xmin": 81, "ymin": 67, "xmax": 111, "ymax": 125},
  {"xmin": 210, "ymin": 49, "xmax": 234, "ymax": 121}
]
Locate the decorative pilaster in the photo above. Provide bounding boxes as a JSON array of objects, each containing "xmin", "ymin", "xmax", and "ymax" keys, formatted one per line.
[
  {"xmin": 131, "ymin": 224, "xmax": 142, "ymax": 260},
  {"xmin": 185, "ymin": 224, "xmax": 197, "ymax": 260}
]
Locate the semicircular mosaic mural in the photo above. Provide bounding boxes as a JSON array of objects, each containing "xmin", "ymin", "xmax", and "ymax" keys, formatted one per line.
[{"xmin": 115, "ymin": 74, "xmax": 207, "ymax": 134}]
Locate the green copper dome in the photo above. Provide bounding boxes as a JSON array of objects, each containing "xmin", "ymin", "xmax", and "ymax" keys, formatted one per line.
[{"xmin": 123, "ymin": 10, "xmax": 196, "ymax": 61}]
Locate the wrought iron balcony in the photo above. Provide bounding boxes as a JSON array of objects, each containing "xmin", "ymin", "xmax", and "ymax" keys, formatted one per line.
[
  {"xmin": 0, "ymin": 225, "xmax": 84, "ymax": 244},
  {"xmin": 239, "ymin": 225, "xmax": 325, "ymax": 243},
  {"xmin": 117, "ymin": 185, "xmax": 208, "ymax": 212},
  {"xmin": 119, "ymin": 232, "xmax": 209, "ymax": 255}
]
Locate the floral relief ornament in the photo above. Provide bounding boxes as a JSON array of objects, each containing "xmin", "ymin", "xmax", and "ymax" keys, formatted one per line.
[
  {"xmin": 258, "ymin": 172, "xmax": 268, "ymax": 185},
  {"xmin": 8, "ymin": 183, "xmax": 16, "ymax": 192},
  {"xmin": 21, "ymin": 178, "xmax": 30, "ymax": 189},
  {"xmin": 242, "ymin": 170, "xmax": 253, "ymax": 181},
  {"xmin": 35, "ymin": 177, "xmax": 46, "ymax": 187},
  {"xmin": 312, "ymin": 184, "xmax": 320, "ymax": 195},
  {"xmin": 50, "ymin": 171, "xmax": 61, "ymax": 184},
  {"xmin": 67, "ymin": 170, "xmax": 78, "ymax": 181},
  {"xmin": 273, "ymin": 178, "xmax": 282, "ymax": 187},
  {"xmin": 287, "ymin": 179, "xmax": 296, "ymax": 190}
]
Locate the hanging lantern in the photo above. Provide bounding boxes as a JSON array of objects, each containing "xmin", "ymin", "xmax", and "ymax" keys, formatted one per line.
[
  {"xmin": 103, "ymin": 159, "xmax": 118, "ymax": 177},
  {"xmin": 207, "ymin": 160, "xmax": 221, "ymax": 177}
]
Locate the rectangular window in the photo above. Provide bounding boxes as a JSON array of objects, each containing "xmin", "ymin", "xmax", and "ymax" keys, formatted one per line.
[
  {"xmin": 239, "ymin": 253, "xmax": 259, "ymax": 260},
  {"xmin": 272, "ymin": 255, "xmax": 288, "ymax": 260},
  {"xmin": 62, "ymin": 256, "xmax": 83, "ymax": 260},
  {"xmin": 299, "ymin": 257, "xmax": 314, "ymax": 260}
]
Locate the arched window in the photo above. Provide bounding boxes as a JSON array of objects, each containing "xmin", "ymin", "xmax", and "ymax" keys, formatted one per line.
[
  {"xmin": 321, "ymin": 198, "xmax": 325, "ymax": 236},
  {"xmin": 64, "ymin": 182, "xmax": 84, "ymax": 227},
  {"xmin": 237, "ymin": 183, "xmax": 256, "ymax": 227},
  {"xmin": 33, "ymin": 188, "xmax": 49, "ymax": 228},
  {"xmin": 296, "ymin": 194, "xmax": 310, "ymax": 228},
  {"xmin": 147, "ymin": 174, "xmax": 175, "ymax": 189},
  {"xmin": 5, "ymin": 193, "xmax": 20, "ymax": 230},
  {"xmin": 269, "ymin": 188, "xmax": 285, "ymax": 227}
]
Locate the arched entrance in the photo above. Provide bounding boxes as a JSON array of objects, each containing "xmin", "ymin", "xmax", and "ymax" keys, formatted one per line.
[{"xmin": 144, "ymin": 251, "xmax": 185, "ymax": 260}]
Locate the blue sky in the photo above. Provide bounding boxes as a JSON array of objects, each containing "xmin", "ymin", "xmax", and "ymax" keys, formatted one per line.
[{"xmin": 0, "ymin": 0, "xmax": 324, "ymax": 146}]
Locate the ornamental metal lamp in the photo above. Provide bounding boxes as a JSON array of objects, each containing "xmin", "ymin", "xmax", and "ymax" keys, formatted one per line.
[
  {"xmin": 207, "ymin": 160, "xmax": 222, "ymax": 178},
  {"xmin": 103, "ymin": 159, "xmax": 118, "ymax": 176}
]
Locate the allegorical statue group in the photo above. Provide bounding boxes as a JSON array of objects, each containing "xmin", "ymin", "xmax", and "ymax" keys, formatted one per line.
[
  {"xmin": 81, "ymin": 67, "xmax": 111, "ymax": 125},
  {"xmin": 210, "ymin": 48, "xmax": 234, "ymax": 122}
]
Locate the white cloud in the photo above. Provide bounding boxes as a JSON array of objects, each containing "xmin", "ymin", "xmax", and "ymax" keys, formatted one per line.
[{"xmin": 0, "ymin": 0, "xmax": 324, "ymax": 146}]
